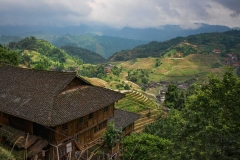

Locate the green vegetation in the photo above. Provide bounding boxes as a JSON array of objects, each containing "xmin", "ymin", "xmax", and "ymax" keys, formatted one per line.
[
  {"xmin": 103, "ymin": 122, "xmax": 122, "ymax": 150},
  {"xmin": 127, "ymin": 69, "xmax": 150, "ymax": 86},
  {"xmin": 141, "ymin": 68, "xmax": 240, "ymax": 159},
  {"xmin": 61, "ymin": 46, "xmax": 106, "ymax": 64},
  {"xmin": 113, "ymin": 54, "xmax": 223, "ymax": 87},
  {"xmin": 163, "ymin": 84, "xmax": 180, "ymax": 109},
  {"xmin": 0, "ymin": 44, "xmax": 19, "ymax": 66},
  {"xmin": 109, "ymin": 37, "xmax": 184, "ymax": 61},
  {"xmin": 52, "ymin": 34, "xmax": 147, "ymax": 58},
  {"xmin": 155, "ymin": 58, "xmax": 162, "ymax": 67},
  {"xmin": 80, "ymin": 65, "xmax": 107, "ymax": 79},
  {"xmin": 121, "ymin": 133, "xmax": 172, "ymax": 160},
  {"xmin": 115, "ymin": 90, "xmax": 157, "ymax": 113},
  {"xmin": 8, "ymin": 36, "xmax": 83, "ymax": 71},
  {"xmin": 110, "ymin": 30, "xmax": 240, "ymax": 61},
  {"xmin": 0, "ymin": 146, "xmax": 23, "ymax": 160}
]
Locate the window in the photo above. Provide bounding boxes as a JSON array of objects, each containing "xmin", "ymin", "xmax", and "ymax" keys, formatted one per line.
[
  {"xmin": 94, "ymin": 121, "xmax": 107, "ymax": 133},
  {"xmin": 75, "ymin": 134, "xmax": 79, "ymax": 141},
  {"xmin": 104, "ymin": 106, "xmax": 108, "ymax": 112},
  {"xmin": 62, "ymin": 123, "xmax": 68, "ymax": 131},
  {"xmin": 88, "ymin": 113, "xmax": 93, "ymax": 119},
  {"xmin": 77, "ymin": 117, "xmax": 84, "ymax": 124}
]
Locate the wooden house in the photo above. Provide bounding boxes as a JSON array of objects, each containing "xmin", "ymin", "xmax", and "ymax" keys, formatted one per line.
[
  {"xmin": 108, "ymin": 109, "xmax": 140, "ymax": 158},
  {"xmin": 212, "ymin": 49, "xmax": 221, "ymax": 53},
  {"xmin": 0, "ymin": 65, "xmax": 125, "ymax": 160}
]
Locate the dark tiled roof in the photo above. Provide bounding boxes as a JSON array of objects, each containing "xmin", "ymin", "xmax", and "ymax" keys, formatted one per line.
[
  {"xmin": 0, "ymin": 65, "xmax": 125, "ymax": 126},
  {"xmin": 51, "ymin": 86, "xmax": 125, "ymax": 126},
  {"xmin": 109, "ymin": 109, "xmax": 140, "ymax": 129}
]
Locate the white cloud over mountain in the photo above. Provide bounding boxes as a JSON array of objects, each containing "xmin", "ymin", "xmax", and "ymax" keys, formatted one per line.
[{"xmin": 0, "ymin": 0, "xmax": 239, "ymax": 29}]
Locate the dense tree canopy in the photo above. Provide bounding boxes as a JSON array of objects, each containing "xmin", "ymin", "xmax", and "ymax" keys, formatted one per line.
[
  {"xmin": 0, "ymin": 45, "xmax": 19, "ymax": 66},
  {"xmin": 121, "ymin": 133, "xmax": 172, "ymax": 160},
  {"xmin": 143, "ymin": 68, "xmax": 240, "ymax": 159},
  {"xmin": 163, "ymin": 84, "xmax": 180, "ymax": 109}
]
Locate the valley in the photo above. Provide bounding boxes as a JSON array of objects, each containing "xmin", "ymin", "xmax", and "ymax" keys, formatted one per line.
[{"xmin": 1, "ymin": 28, "xmax": 240, "ymax": 160}]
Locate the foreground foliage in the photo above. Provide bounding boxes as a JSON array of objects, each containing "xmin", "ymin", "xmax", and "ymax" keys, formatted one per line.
[
  {"xmin": 134, "ymin": 68, "xmax": 240, "ymax": 159},
  {"xmin": 0, "ymin": 45, "xmax": 19, "ymax": 66},
  {"xmin": 121, "ymin": 133, "xmax": 172, "ymax": 160}
]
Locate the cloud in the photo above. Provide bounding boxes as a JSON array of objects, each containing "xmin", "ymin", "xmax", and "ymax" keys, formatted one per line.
[
  {"xmin": 0, "ymin": 0, "xmax": 92, "ymax": 26},
  {"xmin": 212, "ymin": 0, "xmax": 240, "ymax": 18},
  {"xmin": 0, "ymin": 0, "xmax": 240, "ymax": 28}
]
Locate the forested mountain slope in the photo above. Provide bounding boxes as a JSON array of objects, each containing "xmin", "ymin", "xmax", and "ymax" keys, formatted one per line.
[
  {"xmin": 61, "ymin": 46, "xmax": 106, "ymax": 64},
  {"xmin": 51, "ymin": 34, "xmax": 147, "ymax": 58},
  {"xmin": 109, "ymin": 30, "xmax": 240, "ymax": 61}
]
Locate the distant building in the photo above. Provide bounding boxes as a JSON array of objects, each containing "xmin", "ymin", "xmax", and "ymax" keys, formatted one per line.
[
  {"xmin": 223, "ymin": 54, "xmax": 239, "ymax": 68},
  {"xmin": 212, "ymin": 49, "xmax": 221, "ymax": 53}
]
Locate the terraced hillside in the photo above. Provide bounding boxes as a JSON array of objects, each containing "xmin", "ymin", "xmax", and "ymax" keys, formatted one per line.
[
  {"xmin": 113, "ymin": 54, "xmax": 223, "ymax": 84},
  {"xmin": 115, "ymin": 90, "xmax": 161, "ymax": 133},
  {"xmin": 133, "ymin": 109, "xmax": 161, "ymax": 133},
  {"xmin": 115, "ymin": 90, "xmax": 158, "ymax": 113}
]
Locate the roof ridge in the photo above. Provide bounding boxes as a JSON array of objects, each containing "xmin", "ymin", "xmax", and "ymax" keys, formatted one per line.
[{"xmin": 1, "ymin": 64, "xmax": 77, "ymax": 75}]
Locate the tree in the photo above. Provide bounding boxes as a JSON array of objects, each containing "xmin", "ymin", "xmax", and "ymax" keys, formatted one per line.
[
  {"xmin": 163, "ymin": 84, "xmax": 180, "ymax": 109},
  {"xmin": 111, "ymin": 65, "xmax": 122, "ymax": 76},
  {"xmin": 103, "ymin": 122, "xmax": 122, "ymax": 150},
  {"xmin": 124, "ymin": 84, "xmax": 130, "ymax": 90},
  {"xmin": 145, "ymin": 68, "xmax": 240, "ymax": 159},
  {"xmin": 121, "ymin": 133, "xmax": 172, "ymax": 160},
  {"xmin": 155, "ymin": 58, "xmax": 162, "ymax": 67},
  {"xmin": 236, "ymin": 67, "xmax": 240, "ymax": 77},
  {"xmin": 0, "ymin": 46, "xmax": 19, "ymax": 66},
  {"xmin": 180, "ymin": 68, "xmax": 240, "ymax": 159}
]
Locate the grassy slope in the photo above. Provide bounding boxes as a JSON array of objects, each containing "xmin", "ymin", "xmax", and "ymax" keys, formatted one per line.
[
  {"xmin": 114, "ymin": 54, "xmax": 222, "ymax": 83},
  {"xmin": 85, "ymin": 53, "xmax": 223, "ymax": 107},
  {"xmin": 20, "ymin": 49, "xmax": 79, "ymax": 69}
]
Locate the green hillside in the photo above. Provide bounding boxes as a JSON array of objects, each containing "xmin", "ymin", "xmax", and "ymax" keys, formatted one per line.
[
  {"xmin": 109, "ymin": 30, "xmax": 240, "ymax": 61},
  {"xmin": 107, "ymin": 53, "xmax": 224, "ymax": 95},
  {"xmin": 8, "ymin": 36, "xmax": 82, "ymax": 71},
  {"xmin": 61, "ymin": 46, "xmax": 106, "ymax": 64},
  {"xmin": 115, "ymin": 90, "xmax": 158, "ymax": 113},
  {"xmin": 80, "ymin": 53, "xmax": 224, "ymax": 96},
  {"xmin": 51, "ymin": 34, "xmax": 147, "ymax": 58}
]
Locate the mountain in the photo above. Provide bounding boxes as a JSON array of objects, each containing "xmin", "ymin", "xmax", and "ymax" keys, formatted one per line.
[
  {"xmin": 61, "ymin": 46, "xmax": 106, "ymax": 64},
  {"xmin": 8, "ymin": 36, "xmax": 83, "ymax": 70},
  {"xmin": 109, "ymin": 30, "xmax": 240, "ymax": 61},
  {"xmin": 0, "ymin": 35, "xmax": 21, "ymax": 45},
  {"xmin": 105, "ymin": 24, "xmax": 231, "ymax": 41},
  {"xmin": 0, "ymin": 24, "xmax": 231, "ymax": 42},
  {"xmin": 0, "ymin": 33, "xmax": 148, "ymax": 59},
  {"xmin": 51, "ymin": 34, "xmax": 147, "ymax": 58}
]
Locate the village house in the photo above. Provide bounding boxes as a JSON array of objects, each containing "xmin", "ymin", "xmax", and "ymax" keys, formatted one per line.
[
  {"xmin": 0, "ymin": 65, "xmax": 139, "ymax": 160},
  {"xmin": 223, "ymin": 54, "xmax": 240, "ymax": 68},
  {"xmin": 212, "ymin": 49, "xmax": 221, "ymax": 53}
]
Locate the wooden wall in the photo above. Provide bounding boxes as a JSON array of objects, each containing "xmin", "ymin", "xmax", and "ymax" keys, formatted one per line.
[
  {"xmin": 54, "ymin": 104, "xmax": 114, "ymax": 145},
  {"xmin": 123, "ymin": 123, "xmax": 134, "ymax": 136},
  {"xmin": 8, "ymin": 114, "xmax": 33, "ymax": 134},
  {"xmin": 0, "ymin": 112, "xmax": 9, "ymax": 125}
]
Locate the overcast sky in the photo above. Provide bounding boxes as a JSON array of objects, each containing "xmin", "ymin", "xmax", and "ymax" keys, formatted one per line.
[{"xmin": 0, "ymin": 0, "xmax": 240, "ymax": 29}]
